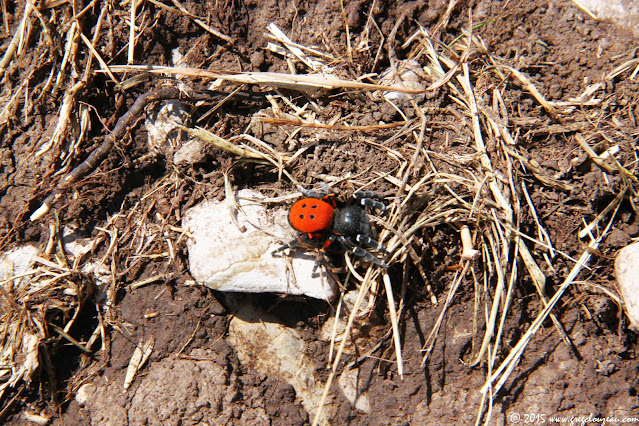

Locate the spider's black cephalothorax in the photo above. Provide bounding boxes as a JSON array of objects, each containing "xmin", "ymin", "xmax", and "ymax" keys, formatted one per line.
[
  {"xmin": 273, "ymin": 188, "xmax": 388, "ymax": 274},
  {"xmin": 332, "ymin": 204, "xmax": 370, "ymax": 236}
]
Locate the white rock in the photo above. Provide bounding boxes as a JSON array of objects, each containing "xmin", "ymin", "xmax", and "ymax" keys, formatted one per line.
[
  {"xmin": 145, "ymin": 101, "xmax": 189, "ymax": 149},
  {"xmin": 378, "ymin": 59, "xmax": 427, "ymax": 105},
  {"xmin": 228, "ymin": 302, "xmax": 336, "ymax": 423},
  {"xmin": 320, "ymin": 290, "xmax": 373, "ymax": 344},
  {"xmin": 145, "ymin": 101, "xmax": 208, "ymax": 165},
  {"xmin": 75, "ymin": 383, "xmax": 97, "ymax": 406},
  {"xmin": 0, "ymin": 245, "xmax": 39, "ymax": 279},
  {"xmin": 62, "ymin": 228, "xmax": 94, "ymax": 258},
  {"xmin": 172, "ymin": 139, "xmax": 207, "ymax": 165},
  {"xmin": 0, "ymin": 245, "xmax": 40, "ymax": 297},
  {"xmin": 339, "ymin": 367, "xmax": 370, "ymax": 413},
  {"xmin": 21, "ymin": 411, "xmax": 49, "ymax": 425},
  {"xmin": 183, "ymin": 189, "xmax": 337, "ymax": 300},
  {"xmin": 575, "ymin": 0, "xmax": 639, "ymax": 36},
  {"xmin": 0, "ymin": 233, "xmax": 108, "ymax": 302},
  {"xmin": 62, "ymin": 228, "xmax": 111, "ymax": 287},
  {"xmin": 615, "ymin": 242, "xmax": 639, "ymax": 331},
  {"xmin": 171, "ymin": 47, "xmax": 185, "ymax": 67}
]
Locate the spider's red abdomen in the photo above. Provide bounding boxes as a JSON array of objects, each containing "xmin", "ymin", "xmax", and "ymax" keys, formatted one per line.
[{"xmin": 288, "ymin": 198, "xmax": 334, "ymax": 233}]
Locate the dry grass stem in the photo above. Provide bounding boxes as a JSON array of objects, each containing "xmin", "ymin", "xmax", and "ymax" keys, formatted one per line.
[
  {"xmin": 569, "ymin": 0, "xmax": 599, "ymax": 20},
  {"xmin": 166, "ymin": 0, "xmax": 231, "ymax": 42},
  {"xmin": 480, "ymin": 209, "xmax": 617, "ymax": 403},
  {"xmin": 106, "ymin": 65, "xmax": 432, "ymax": 94},
  {"xmin": 123, "ymin": 337, "xmax": 155, "ymax": 389},
  {"xmin": 313, "ymin": 268, "xmax": 379, "ymax": 426},
  {"xmin": 267, "ymin": 23, "xmax": 333, "ymax": 72},
  {"xmin": 382, "ymin": 271, "xmax": 403, "ymax": 378},
  {"xmin": 128, "ymin": 0, "xmax": 137, "ymax": 64}
]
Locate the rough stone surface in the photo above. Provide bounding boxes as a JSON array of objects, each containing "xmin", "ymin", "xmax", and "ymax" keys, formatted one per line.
[
  {"xmin": 228, "ymin": 301, "xmax": 336, "ymax": 424},
  {"xmin": 75, "ymin": 349, "xmax": 241, "ymax": 425},
  {"xmin": 377, "ymin": 59, "xmax": 427, "ymax": 105},
  {"xmin": 0, "ymin": 245, "xmax": 39, "ymax": 280},
  {"xmin": 339, "ymin": 367, "xmax": 371, "ymax": 413},
  {"xmin": 145, "ymin": 100, "xmax": 208, "ymax": 164},
  {"xmin": 183, "ymin": 189, "xmax": 338, "ymax": 300},
  {"xmin": 615, "ymin": 242, "xmax": 639, "ymax": 330},
  {"xmin": 576, "ymin": 0, "xmax": 639, "ymax": 36}
]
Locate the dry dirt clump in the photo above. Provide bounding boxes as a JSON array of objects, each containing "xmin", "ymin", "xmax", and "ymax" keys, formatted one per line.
[{"xmin": 1, "ymin": 0, "xmax": 638, "ymax": 424}]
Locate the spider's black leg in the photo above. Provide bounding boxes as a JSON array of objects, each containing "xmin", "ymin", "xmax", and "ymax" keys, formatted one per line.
[
  {"xmin": 272, "ymin": 237, "xmax": 303, "ymax": 254},
  {"xmin": 355, "ymin": 234, "xmax": 389, "ymax": 255},
  {"xmin": 353, "ymin": 190, "xmax": 380, "ymax": 199},
  {"xmin": 299, "ymin": 182, "xmax": 331, "ymax": 199},
  {"xmin": 312, "ymin": 234, "xmax": 337, "ymax": 275},
  {"xmin": 353, "ymin": 191, "xmax": 386, "ymax": 212},
  {"xmin": 337, "ymin": 236, "xmax": 389, "ymax": 268},
  {"xmin": 272, "ymin": 233, "xmax": 315, "ymax": 254}
]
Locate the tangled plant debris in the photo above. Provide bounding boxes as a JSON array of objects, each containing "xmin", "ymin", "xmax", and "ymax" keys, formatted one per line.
[{"xmin": 0, "ymin": 0, "xmax": 638, "ymax": 424}]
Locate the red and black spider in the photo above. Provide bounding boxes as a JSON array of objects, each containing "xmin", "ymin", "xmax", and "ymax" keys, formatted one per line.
[{"xmin": 273, "ymin": 188, "xmax": 389, "ymax": 273}]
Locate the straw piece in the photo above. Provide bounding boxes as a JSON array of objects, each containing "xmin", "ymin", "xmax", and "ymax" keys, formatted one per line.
[
  {"xmin": 168, "ymin": 0, "xmax": 232, "ymax": 42},
  {"xmin": 106, "ymin": 65, "xmax": 431, "ymax": 94},
  {"xmin": 382, "ymin": 272, "xmax": 403, "ymax": 378},
  {"xmin": 313, "ymin": 269, "xmax": 378, "ymax": 426},
  {"xmin": 123, "ymin": 337, "xmax": 155, "ymax": 389},
  {"xmin": 0, "ymin": 1, "xmax": 33, "ymax": 75},
  {"xmin": 517, "ymin": 239, "xmax": 546, "ymax": 294},
  {"xmin": 575, "ymin": 133, "xmax": 617, "ymax": 173},
  {"xmin": 569, "ymin": 0, "xmax": 599, "ymax": 20},
  {"xmin": 77, "ymin": 32, "xmax": 120, "ymax": 86},
  {"xmin": 497, "ymin": 65, "xmax": 559, "ymax": 115},
  {"xmin": 266, "ymin": 23, "xmax": 332, "ymax": 72},
  {"xmin": 578, "ymin": 188, "xmax": 626, "ymax": 240},
  {"xmin": 182, "ymin": 126, "xmax": 264, "ymax": 159},
  {"xmin": 421, "ymin": 266, "xmax": 467, "ymax": 366},
  {"xmin": 128, "ymin": 0, "xmax": 137, "ymax": 64},
  {"xmin": 481, "ymin": 207, "xmax": 618, "ymax": 396}
]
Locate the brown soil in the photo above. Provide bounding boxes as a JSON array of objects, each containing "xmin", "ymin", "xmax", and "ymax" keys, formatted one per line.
[{"xmin": 1, "ymin": 0, "xmax": 638, "ymax": 424}]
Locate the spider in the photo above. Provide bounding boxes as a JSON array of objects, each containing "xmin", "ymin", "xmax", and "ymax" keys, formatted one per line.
[{"xmin": 273, "ymin": 188, "xmax": 389, "ymax": 273}]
